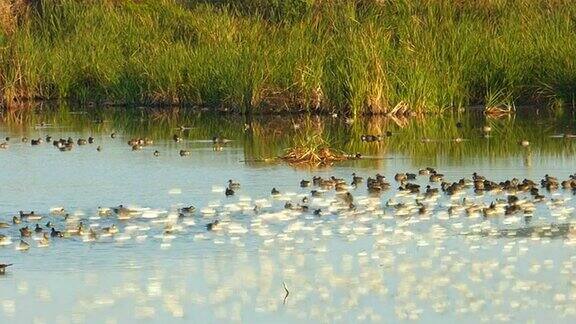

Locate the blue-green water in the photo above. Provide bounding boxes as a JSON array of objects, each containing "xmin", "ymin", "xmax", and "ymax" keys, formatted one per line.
[{"xmin": 0, "ymin": 109, "xmax": 575, "ymax": 323}]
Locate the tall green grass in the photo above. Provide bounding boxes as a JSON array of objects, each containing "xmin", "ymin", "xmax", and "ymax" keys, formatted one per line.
[{"xmin": 1, "ymin": 0, "xmax": 576, "ymax": 114}]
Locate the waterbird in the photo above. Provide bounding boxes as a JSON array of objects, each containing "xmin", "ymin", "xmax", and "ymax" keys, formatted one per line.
[
  {"xmin": 0, "ymin": 142, "xmax": 8, "ymax": 149},
  {"xmin": 225, "ymin": 188, "xmax": 235, "ymax": 196},
  {"xmin": 206, "ymin": 220, "xmax": 220, "ymax": 231},
  {"xmin": 228, "ymin": 180, "xmax": 241, "ymax": 189},
  {"xmin": 153, "ymin": 150, "xmax": 160, "ymax": 157},
  {"xmin": 19, "ymin": 226, "xmax": 31, "ymax": 237},
  {"xmin": 51, "ymin": 228, "xmax": 64, "ymax": 238},
  {"xmin": 18, "ymin": 240, "xmax": 30, "ymax": 251},
  {"xmin": 179, "ymin": 150, "xmax": 190, "ymax": 156},
  {"xmin": 0, "ymin": 264, "xmax": 13, "ymax": 274},
  {"xmin": 34, "ymin": 224, "xmax": 43, "ymax": 233},
  {"xmin": 179, "ymin": 206, "xmax": 196, "ymax": 214},
  {"xmin": 271, "ymin": 188, "xmax": 280, "ymax": 195},
  {"xmin": 300, "ymin": 180, "xmax": 311, "ymax": 187}
]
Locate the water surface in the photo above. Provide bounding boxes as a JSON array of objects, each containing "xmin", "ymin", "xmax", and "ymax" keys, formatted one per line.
[{"xmin": 1, "ymin": 107, "xmax": 576, "ymax": 323}]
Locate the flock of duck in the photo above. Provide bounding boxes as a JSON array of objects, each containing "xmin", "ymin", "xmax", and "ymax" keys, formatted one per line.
[
  {"xmin": 1, "ymin": 121, "xmax": 576, "ymax": 321},
  {"xmin": 2, "ymin": 167, "xmax": 576, "ymax": 275}
]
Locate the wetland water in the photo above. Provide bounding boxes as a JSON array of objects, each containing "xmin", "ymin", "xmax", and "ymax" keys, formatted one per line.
[{"xmin": 1, "ymin": 107, "xmax": 576, "ymax": 323}]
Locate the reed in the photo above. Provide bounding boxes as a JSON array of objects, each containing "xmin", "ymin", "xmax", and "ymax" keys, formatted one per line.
[{"xmin": 1, "ymin": 0, "xmax": 576, "ymax": 115}]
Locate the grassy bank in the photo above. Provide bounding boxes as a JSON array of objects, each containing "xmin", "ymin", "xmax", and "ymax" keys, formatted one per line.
[{"xmin": 1, "ymin": 0, "xmax": 576, "ymax": 114}]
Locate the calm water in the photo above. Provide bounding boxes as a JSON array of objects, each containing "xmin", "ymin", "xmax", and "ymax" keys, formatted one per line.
[{"xmin": 1, "ymin": 107, "xmax": 576, "ymax": 323}]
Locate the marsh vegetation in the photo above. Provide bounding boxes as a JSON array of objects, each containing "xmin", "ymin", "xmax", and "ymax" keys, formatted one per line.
[{"xmin": 1, "ymin": 0, "xmax": 576, "ymax": 114}]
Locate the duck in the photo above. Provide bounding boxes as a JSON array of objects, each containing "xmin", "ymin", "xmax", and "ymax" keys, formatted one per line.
[
  {"xmin": 0, "ymin": 222, "xmax": 9, "ymax": 228},
  {"xmin": 341, "ymin": 192, "xmax": 354, "ymax": 205},
  {"xmin": 179, "ymin": 206, "xmax": 196, "ymax": 214},
  {"xmin": 19, "ymin": 226, "xmax": 31, "ymax": 237},
  {"xmin": 225, "ymin": 188, "xmax": 235, "ymax": 196},
  {"xmin": 110, "ymin": 133, "xmax": 116, "ymax": 138},
  {"xmin": 206, "ymin": 220, "xmax": 220, "ymax": 231},
  {"xmin": 88, "ymin": 229, "xmax": 98, "ymax": 241},
  {"xmin": 0, "ymin": 142, "xmax": 8, "ymax": 149},
  {"xmin": 271, "ymin": 188, "xmax": 280, "ymax": 196},
  {"xmin": 425, "ymin": 185, "xmax": 439, "ymax": 197},
  {"xmin": 351, "ymin": 173, "xmax": 363, "ymax": 185},
  {"xmin": 31, "ymin": 138, "xmax": 42, "ymax": 145},
  {"xmin": 173, "ymin": 134, "xmax": 182, "ymax": 142},
  {"xmin": 429, "ymin": 171, "xmax": 444, "ymax": 182},
  {"xmin": 51, "ymin": 228, "xmax": 64, "ymax": 238},
  {"xmin": 88, "ymin": 136, "xmax": 95, "ymax": 144},
  {"xmin": 97, "ymin": 146, "xmax": 102, "ymax": 151},
  {"xmin": 77, "ymin": 138, "xmax": 87, "ymax": 145},
  {"xmin": 179, "ymin": 150, "xmax": 190, "ymax": 156},
  {"xmin": 153, "ymin": 150, "xmax": 160, "ymax": 157},
  {"xmin": 38, "ymin": 233, "xmax": 50, "ymax": 247},
  {"xmin": 228, "ymin": 179, "xmax": 241, "ymax": 189},
  {"xmin": 394, "ymin": 173, "xmax": 407, "ymax": 182},
  {"xmin": 18, "ymin": 240, "xmax": 30, "ymax": 251},
  {"xmin": 300, "ymin": 180, "xmax": 311, "ymax": 187},
  {"xmin": 34, "ymin": 224, "xmax": 43, "ymax": 233},
  {"xmin": 12, "ymin": 216, "xmax": 20, "ymax": 224},
  {"xmin": 212, "ymin": 135, "xmax": 230, "ymax": 144},
  {"xmin": 0, "ymin": 263, "xmax": 13, "ymax": 274}
]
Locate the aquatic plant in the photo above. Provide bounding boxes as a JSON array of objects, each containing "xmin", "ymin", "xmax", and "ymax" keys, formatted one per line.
[{"xmin": 281, "ymin": 118, "xmax": 348, "ymax": 166}]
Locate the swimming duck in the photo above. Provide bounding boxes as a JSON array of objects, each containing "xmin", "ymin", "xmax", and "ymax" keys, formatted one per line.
[
  {"xmin": 4, "ymin": 137, "xmax": 9, "ymax": 141},
  {"xmin": 179, "ymin": 206, "xmax": 196, "ymax": 214},
  {"xmin": 351, "ymin": 173, "xmax": 363, "ymax": 185},
  {"xmin": 153, "ymin": 150, "xmax": 160, "ymax": 157},
  {"xmin": 51, "ymin": 228, "xmax": 64, "ymax": 238},
  {"xmin": 429, "ymin": 171, "xmax": 444, "ymax": 182},
  {"xmin": 341, "ymin": 192, "xmax": 354, "ymax": 205},
  {"xmin": 0, "ymin": 142, "xmax": 8, "ymax": 149},
  {"xmin": 0, "ymin": 222, "xmax": 9, "ymax": 228},
  {"xmin": 179, "ymin": 150, "xmax": 190, "ymax": 156},
  {"xmin": 88, "ymin": 229, "xmax": 98, "ymax": 241},
  {"xmin": 38, "ymin": 233, "xmax": 50, "ymax": 247},
  {"xmin": 228, "ymin": 180, "xmax": 241, "ymax": 189},
  {"xmin": 110, "ymin": 133, "xmax": 116, "ymax": 138},
  {"xmin": 12, "ymin": 216, "xmax": 20, "ymax": 224},
  {"xmin": 34, "ymin": 224, "xmax": 43, "ymax": 233},
  {"xmin": 271, "ymin": 188, "xmax": 280, "ymax": 196},
  {"xmin": 173, "ymin": 134, "xmax": 182, "ymax": 142},
  {"xmin": 300, "ymin": 180, "xmax": 311, "ymax": 187},
  {"xmin": 19, "ymin": 226, "xmax": 31, "ymax": 237},
  {"xmin": 88, "ymin": 137, "xmax": 95, "ymax": 144},
  {"xmin": 102, "ymin": 224, "xmax": 118, "ymax": 234},
  {"xmin": 206, "ymin": 220, "xmax": 220, "ymax": 231},
  {"xmin": 225, "ymin": 188, "xmax": 235, "ymax": 196},
  {"xmin": 97, "ymin": 146, "xmax": 102, "ymax": 151},
  {"xmin": 212, "ymin": 135, "xmax": 230, "ymax": 144},
  {"xmin": 132, "ymin": 144, "xmax": 143, "ymax": 151},
  {"xmin": 18, "ymin": 240, "xmax": 30, "ymax": 251},
  {"xmin": 31, "ymin": 138, "xmax": 42, "ymax": 145},
  {"xmin": 0, "ymin": 263, "xmax": 13, "ymax": 274},
  {"xmin": 21, "ymin": 137, "xmax": 28, "ymax": 143},
  {"xmin": 394, "ymin": 173, "xmax": 407, "ymax": 182},
  {"xmin": 77, "ymin": 138, "xmax": 87, "ymax": 145}
]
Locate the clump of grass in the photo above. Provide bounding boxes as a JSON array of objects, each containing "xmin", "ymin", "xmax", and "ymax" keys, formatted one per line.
[{"xmin": 282, "ymin": 119, "xmax": 348, "ymax": 166}]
